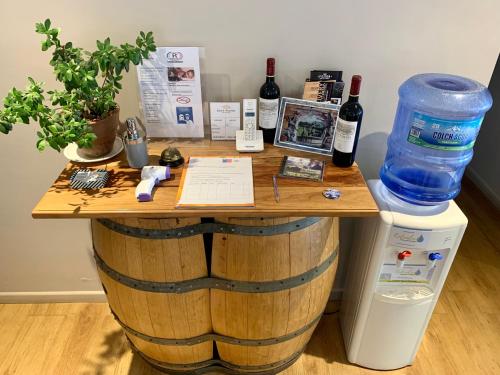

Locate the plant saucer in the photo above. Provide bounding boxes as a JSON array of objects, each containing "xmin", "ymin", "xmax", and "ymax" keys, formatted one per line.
[{"xmin": 63, "ymin": 137, "xmax": 124, "ymax": 163}]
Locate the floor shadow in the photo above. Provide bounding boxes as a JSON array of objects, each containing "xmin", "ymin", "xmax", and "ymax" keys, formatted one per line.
[
  {"xmin": 304, "ymin": 313, "xmax": 352, "ymax": 366},
  {"xmin": 82, "ymin": 328, "xmax": 129, "ymax": 375},
  {"xmin": 127, "ymin": 352, "xmax": 165, "ymax": 375}
]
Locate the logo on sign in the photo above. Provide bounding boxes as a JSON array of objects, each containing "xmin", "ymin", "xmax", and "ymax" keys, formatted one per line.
[
  {"xmin": 393, "ymin": 232, "xmax": 425, "ymax": 243},
  {"xmin": 176, "ymin": 96, "xmax": 191, "ymax": 104},
  {"xmin": 167, "ymin": 51, "xmax": 184, "ymax": 62},
  {"xmin": 217, "ymin": 104, "xmax": 232, "ymax": 114}
]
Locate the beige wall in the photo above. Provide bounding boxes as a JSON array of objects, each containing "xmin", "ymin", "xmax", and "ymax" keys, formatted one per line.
[{"xmin": 0, "ymin": 0, "xmax": 499, "ymax": 301}]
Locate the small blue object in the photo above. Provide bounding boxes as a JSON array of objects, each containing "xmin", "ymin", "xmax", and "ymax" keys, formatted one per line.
[
  {"xmin": 323, "ymin": 188, "xmax": 341, "ymax": 200},
  {"xmin": 176, "ymin": 107, "xmax": 194, "ymax": 124},
  {"xmin": 428, "ymin": 252, "xmax": 443, "ymax": 261}
]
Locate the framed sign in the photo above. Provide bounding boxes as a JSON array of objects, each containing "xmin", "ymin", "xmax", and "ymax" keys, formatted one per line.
[
  {"xmin": 137, "ymin": 47, "xmax": 204, "ymax": 138},
  {"xmin": 274, "ymin": 97, "xmax": 340, "ymax": 156}
]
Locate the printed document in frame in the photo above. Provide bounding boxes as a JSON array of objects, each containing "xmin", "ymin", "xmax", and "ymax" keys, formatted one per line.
[
  {"xmin": 137, "ymin": 47, "xmax": 204, "ymax": 137},
  {"xmin": 176, "ymin": 157, "xmax": 254, "ymax": 208}
]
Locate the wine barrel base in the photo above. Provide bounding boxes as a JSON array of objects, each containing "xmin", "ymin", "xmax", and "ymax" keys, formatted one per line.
[
  {"xmin": 129, "ymin": 339, "xmax": 305, "ymax": 375},
  {"xmin": 93, "ymin": 216, "xmax": 339, "ymax": 372}
]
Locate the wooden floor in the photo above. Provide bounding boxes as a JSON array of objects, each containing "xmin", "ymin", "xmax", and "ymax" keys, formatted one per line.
[{"xmin": 0, "ymin": 178, "xmax": 499, "ymax": 375}]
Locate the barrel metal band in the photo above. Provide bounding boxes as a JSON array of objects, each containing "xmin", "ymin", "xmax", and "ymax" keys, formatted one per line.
[
  {"xmin": 95, "ymin": 248, "xmax": 337, "ymax": 294},
  {"xmin": 96, "ymin": 217, "xmax": 322, "ymax": 239},
  {"xmin": 128, "ymin": 338, "xmax": 304, "ymax": 374},
  {"xmin": 112, "ymin": 309, "xmax": 322, "ymax": 347}
]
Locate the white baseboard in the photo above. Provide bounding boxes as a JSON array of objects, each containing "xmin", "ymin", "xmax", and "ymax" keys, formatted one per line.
[
  {"xmin": 0, "ymin": 291, "xmax": 107, "ymax": 304},
  {"xmin": 466, "ymin": 168, "xmax": 500, "ymax": 209}
]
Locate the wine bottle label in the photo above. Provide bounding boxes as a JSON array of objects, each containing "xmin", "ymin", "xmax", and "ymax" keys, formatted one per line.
[
  {"xmin": 334, "ymin": 118, "xmax": 358, "ymax": 153},
  {"xmin": 258, "ymin": 98, "xmax": 279, "ymax": 129}
]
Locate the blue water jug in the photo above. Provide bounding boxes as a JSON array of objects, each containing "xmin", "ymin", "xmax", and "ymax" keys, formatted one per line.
[{"xmin": 380, "ymin": 73, "xmax": 492, "ymax": 205}]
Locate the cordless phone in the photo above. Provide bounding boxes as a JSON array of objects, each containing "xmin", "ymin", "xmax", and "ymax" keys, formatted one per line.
[
  {"xmin": 243, "ymin": 99, "xmax": 257, "ymax": 141},
  {"xmin": 236, "ymin": 99, "xmax": 264, "ymax": 152}
]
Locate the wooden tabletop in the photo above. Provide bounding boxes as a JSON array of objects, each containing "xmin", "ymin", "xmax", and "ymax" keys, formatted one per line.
[{"xmin": 32, "ymin": 139, "xmax": 378, "ymax": 218}]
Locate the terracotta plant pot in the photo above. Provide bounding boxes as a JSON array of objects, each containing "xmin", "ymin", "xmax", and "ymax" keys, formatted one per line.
[{"xmin": 79, "ymin": 107, "xmax": 120, "ymax": 158}]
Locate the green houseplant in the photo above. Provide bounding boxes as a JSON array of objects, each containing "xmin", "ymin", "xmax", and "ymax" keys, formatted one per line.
[{"xmin": 0, "ymin": 19, "xmax": 156, "ymax": 157}]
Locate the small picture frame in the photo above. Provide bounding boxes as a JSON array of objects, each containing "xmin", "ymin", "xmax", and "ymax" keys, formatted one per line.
[
  {"xmin": 274, "ymin": 97, "xmax": 340, "ymax": 156},
  {"xmin": 279, "ymin": 155, "xmax": 325, "ymax": 182}
]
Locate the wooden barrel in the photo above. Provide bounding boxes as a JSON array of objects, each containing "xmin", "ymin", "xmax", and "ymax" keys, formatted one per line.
[
  {"xmin": 91, "ymin": 216, "xmax": 338, "ymax": 374},
  {"xmin": 211, "ymin": 217, "xmax": 339, "ymax": 370},
  {"xmin": 91, "ymin": 218, "xmax": 213, "ymax": 369}
]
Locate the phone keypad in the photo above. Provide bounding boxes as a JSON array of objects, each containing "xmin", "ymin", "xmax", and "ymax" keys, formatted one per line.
[{"xmin": 244, "ymin": 119, "xmax": 256, "ymax": 140}]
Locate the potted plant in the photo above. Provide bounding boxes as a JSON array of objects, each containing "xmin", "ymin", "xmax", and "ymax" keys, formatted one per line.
[{"xmin": 0, "ymin": 19, "xmax": 156, "ymax": 157}]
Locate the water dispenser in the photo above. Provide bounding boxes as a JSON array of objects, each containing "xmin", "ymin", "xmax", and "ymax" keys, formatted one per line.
[{"xmin": 341, "ymin": 180, "xmax": 467, "ymax": 369}]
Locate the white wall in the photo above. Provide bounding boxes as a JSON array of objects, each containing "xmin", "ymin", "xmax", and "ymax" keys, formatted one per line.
[
  {"xmin": 1, "ymin": 0, "xmax": 499, "ymax": 301},
  {"xmin": 467, "ymin": 55, "xmax": 500, "ymax": 208}
]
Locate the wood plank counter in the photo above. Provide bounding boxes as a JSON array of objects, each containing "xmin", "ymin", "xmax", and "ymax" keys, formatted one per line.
[{"xmin": 32, "ymin": 139, "xmax": 378, "ymax": 218}]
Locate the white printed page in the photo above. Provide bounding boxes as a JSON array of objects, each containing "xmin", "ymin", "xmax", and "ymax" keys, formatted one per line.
[
  {"xmin": 210, "ymin": 102, "xmax": 241, "ymax": 140},
  {"xmin": 137, "ymin": 47, "xmax": 204, "ymax": 138},
  {"xmin": 176, "ymin": 157, "xmax": 254, "ymax": 207}
]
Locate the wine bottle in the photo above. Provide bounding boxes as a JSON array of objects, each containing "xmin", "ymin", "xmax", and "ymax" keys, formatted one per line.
[
  {"xmin": 259, "ymin": 58, "xmax": 281, "ymax": 144},
  {"xmin": 332, "ymin": 75, "xmax": 363, "ymax": 167}
]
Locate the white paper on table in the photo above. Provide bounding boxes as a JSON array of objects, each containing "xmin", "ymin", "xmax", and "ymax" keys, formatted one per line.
[
  {"xmin": 137, "ymin": 47, "xmax": 204, "ymax": 138},
  {"xmin": 210, "ymin": 102, "xmax": 241, "ymax": 140},
  {"xmin": 176, "ymin": 157, "xmax": 254, "ymax": 208}
]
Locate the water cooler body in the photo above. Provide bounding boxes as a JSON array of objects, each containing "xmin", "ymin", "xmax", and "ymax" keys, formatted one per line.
[{"xmin": 341, "ymin": 180, "xmax": 467, "ymax": 370}]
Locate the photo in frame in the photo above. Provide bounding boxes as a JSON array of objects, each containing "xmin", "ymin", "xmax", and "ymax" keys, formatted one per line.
[
  {"xmin": 279, "ymin": 156, "xmax": 325, "ymax": 182},
  {"xmin": 274, "ymin": 97, "xmax": 340, "ymax": 156}
]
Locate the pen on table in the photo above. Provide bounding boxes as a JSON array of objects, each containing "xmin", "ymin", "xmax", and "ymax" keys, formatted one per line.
[{"xmin": 273, "ymin": 175, "xmax": 280, "ymax": 203}]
